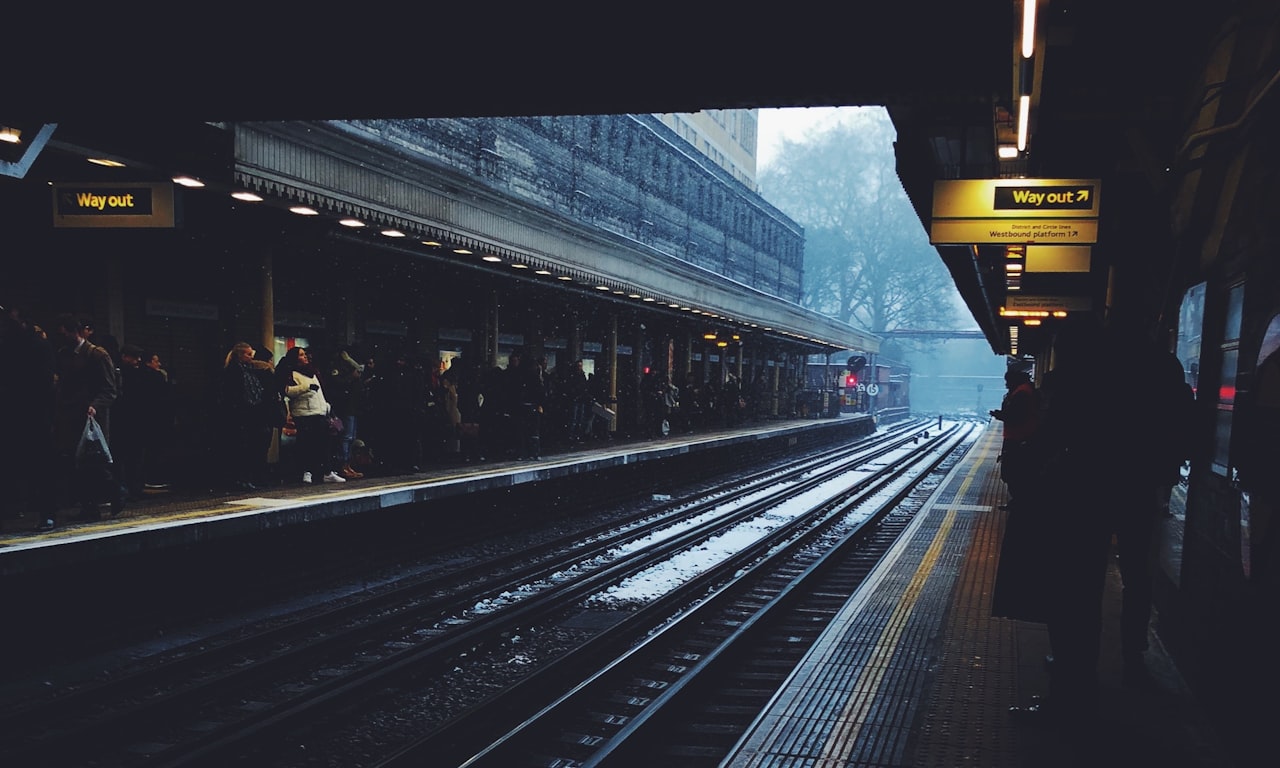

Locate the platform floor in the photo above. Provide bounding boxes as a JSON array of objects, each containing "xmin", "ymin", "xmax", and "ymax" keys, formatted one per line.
[{"xmin": 723, "ymin": 424, "xmax": 1233, "ymax": 768}]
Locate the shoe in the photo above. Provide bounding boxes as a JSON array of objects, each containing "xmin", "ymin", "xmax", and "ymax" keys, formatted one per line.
[
  {"xmin": 322, "ymin": 471, "xmax": 346, "ymax": 483},
  {"xmin": 36, "ymin": 518, "xmax": 56, "ymax": 532},
  {"xmin": 302, "ymin": 472, "xmax": 313, "ymax": 484},
  {"xmin": 340, "ymin": 466, "xmax": 363, "ymax": 480}
]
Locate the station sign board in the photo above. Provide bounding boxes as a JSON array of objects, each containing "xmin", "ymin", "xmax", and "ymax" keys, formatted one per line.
[
  {"xmin": 931, "ymin": 178, "xmax": 1101, "ymax": 218},
  {"xmin": 929, "ymin": 178, "xmax": 1101, "ymax": 245},
  {"xmin": 929, "ymin": 217, "xmax": 1098, "ymax": 245},
  {"xmin": 52, "ymin": 182, "xmax": 176, "ymax": 228},
  {"xmin": 1001, "ymin": 295, "xmax": 1093, "ymax": 314},
  {"xmin": 1025, "ymin": 245, "xmax": 1092, "ymax": 273}
]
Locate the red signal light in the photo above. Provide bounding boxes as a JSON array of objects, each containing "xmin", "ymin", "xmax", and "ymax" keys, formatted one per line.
[{"xmin": 845, "ymin": 374, "xmax": 858, "ymax": 388}]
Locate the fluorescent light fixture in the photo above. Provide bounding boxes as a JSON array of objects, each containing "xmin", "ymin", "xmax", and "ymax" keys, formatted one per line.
[
  {"xmin": 595, "ymin": 285, "xmax": 610, "ymax": 291},
  {"xmin": 628, "ymin": 293, "xmax": 642, "ymax": 299},
  {"xmin": 172, "ymin": 176, "xmax": 204, "ymax": 188},
  {"xmin": 0, "ymin": 126, "xmax": 21, "ymax": 144},
  {"xmin": 452, "ymin": 248, "xmax": 472, "ymax": 255},
  {"xmin": 1022, "ymin": 0, "xmax": 1037, "ymax": 58},
  {"xmin": 535, "ymin": 269, "xmax": 552, "ymax": 275},
  {"xmin": 380, "ymin": 229, "xmax": 406, "ymax": 237},
  {"xmin": 87, "ymin": 157, "xmax": 125, "ymax": 167},
  {"xmin": 557, "ymin": 275, "xmax": 573, "ymax": 281},
  {"xmin": 482, "ymin": 255, "xmax": 503, "ymax": 262},
  {"xmin": 289, "ymin": 206, "xmax": 319, "ymax": 216},
  {"xmin": 643, "ymin": 297, "xmax": 656, "ymax": 302},
  {"xmin": 511, "ymin": 263, "xmax": 529, "ymax": 269},
  {"xmin": 421, "ymin": 240, "xmax": 442, "ymax": 247},
  {"xmin": 997, "ymin": 144, "xmax": 1019, "ymax": 159},
  {"xmin": 1017, "ymin": 95, "xmax": 1030, "ymax": 151},
  {"xmin": 231, "ymin": 191, "xmax": 263, "ymax": 202},
  {"xmin": 338, "ymin": 218, "xmax": 365, "ymax": 227}
]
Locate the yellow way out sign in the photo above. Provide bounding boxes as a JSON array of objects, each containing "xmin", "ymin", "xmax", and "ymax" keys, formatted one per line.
[{"xmin": 929, "ymin": 178, "xmax": 1101, "ymax": 244}]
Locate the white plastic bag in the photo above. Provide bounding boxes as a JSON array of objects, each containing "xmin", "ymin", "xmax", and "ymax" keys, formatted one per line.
[{"xmin": 76, "ymin": 414, "xmax": 114, "ymax": 466}]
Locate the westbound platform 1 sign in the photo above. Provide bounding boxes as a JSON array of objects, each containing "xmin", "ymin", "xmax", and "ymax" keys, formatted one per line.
[
  {"xmin": 930, "ymin": 217, "xmax": 1098, "ymax": 244},
  {"xmin": 929, "ymin": 178, "xmax": 1101, "ymax": 245}
]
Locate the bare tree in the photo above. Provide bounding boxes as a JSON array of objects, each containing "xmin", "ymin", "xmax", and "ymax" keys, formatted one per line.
[{"xmin": 759, "ymin": 112, "xmax": 958, "ymax": 336}]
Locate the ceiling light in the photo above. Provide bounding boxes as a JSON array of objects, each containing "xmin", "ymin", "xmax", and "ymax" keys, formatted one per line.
[
  {"xmin": 512, "ymin": 263, "xmax": 529, "ymax": 269},
  {"xmin": 557, "ymin": 275, "xmax": 573, "ymax": 281},
  {"xmin": 231, "ymin": 191, "xmax": 263, "ymax": 202},
  {"xmin": 289, "ymin": 206, "xmax": 319, "ymax": 216},
  {"xmin": 535, "ymin": 269, "xmax": 552, "ymax": 275},
  {"xmin": 87, "ymin": 157, "xmax": 125, "ymax": 167},
  {"xmin": 997, "ymin": 144, "xmax": 1019, "ymax": 159},
  {"xmin": 422, "ymin": 240, "xmax": 441, "ymax": 247},
  {"xmin": 642, "ymin": 297, "xmax": 656, "ymax": 302},
  {"xmin": 595, "ymin": 285, "xmax": 610, "ymax": 291},
  {"xmin": 453, "ymin": 248, "xmax": 472, "ymax": 255},
  {"xmin": 339, "ymin": 218, "xmax": 365, "ymax": 227},
  {"xmin": 0, "ymin": 126, "xmax": 21, "ymax": 144},
  {"xmin": 1017, "ymin": 95, "xmax": 1030, "ymax": 151},
  {"xmin": 1021, "ymin": 0, "xmax": 1037, "ymax": 59},
  {"xmin": 380, "ymin": 229, "xmax": 406, "ymax": 237},
  {"xmin": 172, "ymin": 176, "xmax": 204, "ymax": 188},
  {"xmin": 628, "ymin": 293, "xmax": 642, "ymax": 299},
  {"xmin": 482, "ymin": 255, "xmax": 503, "ymax": 262}
]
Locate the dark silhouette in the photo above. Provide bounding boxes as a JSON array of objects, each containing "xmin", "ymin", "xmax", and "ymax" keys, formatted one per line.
[
  {"xmin": 50, "ymin": 313, "xmax": 123, "ymax": 527},
  {"xmin": 990, "ymin": 367, "xmax": 1041, "ymax": 512}
]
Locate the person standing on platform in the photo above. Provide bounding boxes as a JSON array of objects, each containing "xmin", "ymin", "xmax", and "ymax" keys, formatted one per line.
[
  {"xmin": 1006, "ymin": 319, "xmax": 1112, "ymax": 722},
  {"xmin": 505, "ymin": 349, "xmax": 545, "ymax": 460},
  {"xmin": 114, "ymin": 344, "xmax": 155, "ymax": 501},
  {"xmin": 327, "ymin": 348, "xmax": 366, "ymax": 479},
  {"xmin": 278, "ymin": 346, "xmax": 345, "ymax": 485},
  {"xmin": 990, "ymin": 367, "xmax": 1041, "ymax": 512},
  {"xmin": 49, "ymin": 313, "xmax": 123, "ymax": 527},
  {"xmin": 219, "ymin": 342, "xmax": 277, "ymax": 491},
  {"xmin": 1, "ymin": 305, "xmax": 58, "ymax": 529},
  {"xmin": 1106, "ymin": 315, "xmax": 1196, "ymax": 684}
]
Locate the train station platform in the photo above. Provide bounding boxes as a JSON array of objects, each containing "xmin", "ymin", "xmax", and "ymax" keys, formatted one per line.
[
  {"xmin": 1, "ymin": 416, "xmax": 1236, "ymax": 766},
  {"xmin": 0, "ymin": 414, "xmax": 876, "ymax": 577},
  {"xmin": 722, "ymin": 422, "xmax": 1233, "ymax": 768}
]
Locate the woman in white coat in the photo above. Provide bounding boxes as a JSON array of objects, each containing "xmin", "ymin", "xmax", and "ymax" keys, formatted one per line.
[{"xmin": 278, "ymin": 346, "xmax": 345, "ymax": 484}]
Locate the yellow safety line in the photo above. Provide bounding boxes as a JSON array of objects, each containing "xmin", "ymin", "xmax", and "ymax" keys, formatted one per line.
[{"xmin": 817, "ymin": 429, "xmax": 998, "ymax": 761}]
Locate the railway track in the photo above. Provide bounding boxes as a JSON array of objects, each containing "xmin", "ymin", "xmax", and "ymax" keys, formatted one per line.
[{"xmin": 0, "ymin": 418, "xmax": 963, "ymax": 767}]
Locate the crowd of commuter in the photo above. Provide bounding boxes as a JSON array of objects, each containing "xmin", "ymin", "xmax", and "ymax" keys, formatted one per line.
[{"xmin": 1, "ymin": 304, "xmax": 811, "ymax": 533}]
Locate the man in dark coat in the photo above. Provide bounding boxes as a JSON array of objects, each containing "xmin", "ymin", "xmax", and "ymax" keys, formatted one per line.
[
  {"xmin": 49, "ymin": 313, "xmax": 122, "ymax": 528},
  {"xmin": 1, "ymin": 306, "xmax": 58, "ymax": 528}
]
